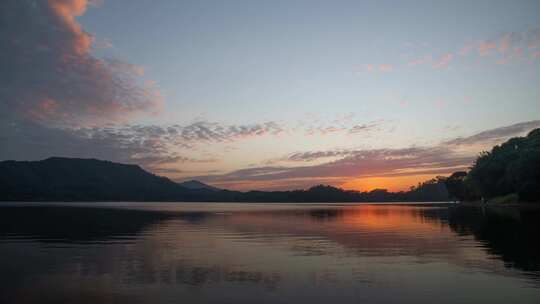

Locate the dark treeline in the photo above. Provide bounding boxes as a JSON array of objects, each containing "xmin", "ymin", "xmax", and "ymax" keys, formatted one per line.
[
  {"xmin": 236, "ymin": 178, "xmax": 449, "ymax": 202},
  {"xmin": 445, "ymin": 128, "xmax": 540, "ymax": 203},
  {"xmin": 0, "ymin": 157, "xmax": 450, "ymax": 202}
]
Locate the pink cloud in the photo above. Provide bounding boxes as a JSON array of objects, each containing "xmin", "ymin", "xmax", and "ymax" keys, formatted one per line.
[
  {"xmin": 478, "ymin": 41, "xmax": 497, "ymax": 56},
  {"xmin": 2, "ymin": 0, "xmax": 162, "ymax": 127},
  {"xmin": 398, "ymin": 100, "xmax": 408, "ymax": 107},
  {"xmin": 432, "ymin": 53, "xmax": 454, "ymax": 69},
  {"xmin": 527, "ymin": 27, "xmax": 540, "ymax": 49},
  {"xmin": 408, "ymin": 55, "xmax": 432, "ymax": 67},
  {"xmin": 379, "ymin": 64, "xmax": 393, "ymax": 72},
  {"xmin": 48, "ymin": 0, "xmax": 94, "ymax": 55},
  {"xmin": 475, "ymin": 33, "xmax": 518, "ymax": 57},
  {"xmin": 362, "ymin": 63, "xmax": 393, "ymax": 73},
  {"xmin": 459, "ymin": 44, "xmax": 474, "ymax": 56},
  {"xmin": 362, "ymin": 28, "xmax": 537, "ymax": 74},
  {"xmin": 498, "ymin": 33, "xmax": 512, "ymax": 54},
  {"xmin": 435, "ymin": 99, "xmax": 447, "ymax": 108}
]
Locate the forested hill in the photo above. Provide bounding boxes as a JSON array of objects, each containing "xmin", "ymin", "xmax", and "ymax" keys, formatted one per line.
[
  {"xmin": 0, "ymin": 157, "xmax": 213, "ymax": 201},
  {"xmin": 446, "ymin": 128, "xmax": 540, "ymax": 203},
  {"xmin": 0, "ymin": 157, "xmax": 451, "ymax": 202}
]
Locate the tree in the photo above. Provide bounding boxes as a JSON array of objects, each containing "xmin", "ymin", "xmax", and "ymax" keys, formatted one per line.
[
  {"xmin": 445, "ymin": 171, "xmax": 467, "ymax": 201},
  {"xmin": 448, "ymin": 128, "xmax": 540, "ymax": 203}
]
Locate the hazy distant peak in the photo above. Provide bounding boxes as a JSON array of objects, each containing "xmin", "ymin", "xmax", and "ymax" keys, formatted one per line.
[{"xmin": 178, "ymin": 180, "xmax": 220, "ymax": 191}]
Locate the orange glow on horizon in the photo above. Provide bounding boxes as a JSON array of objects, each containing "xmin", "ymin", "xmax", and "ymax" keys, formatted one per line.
[{"xmin": 341, "ymin": 174, "xmax": 442, "ymax": 192}]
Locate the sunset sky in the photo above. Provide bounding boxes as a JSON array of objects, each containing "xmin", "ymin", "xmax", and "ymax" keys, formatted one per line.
[{"xmin": 1, "ymin": 0, "xmax": 540, "ymax": 191}]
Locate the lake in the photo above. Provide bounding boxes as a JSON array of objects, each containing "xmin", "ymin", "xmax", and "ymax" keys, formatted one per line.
[{"xmin": 1, "ymin": 202, "xmax": 539, "ymax": 304}]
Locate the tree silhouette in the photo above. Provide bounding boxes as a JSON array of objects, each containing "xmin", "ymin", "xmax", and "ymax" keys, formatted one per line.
[{"xmin": 447, "ymin": 128, "xmax": 540, "ymax": 202}]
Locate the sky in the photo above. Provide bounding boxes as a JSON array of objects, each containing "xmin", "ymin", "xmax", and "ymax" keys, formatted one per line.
[{"xmin": 1, "ymin": 0, "xmax": 540, "ymax": 191}]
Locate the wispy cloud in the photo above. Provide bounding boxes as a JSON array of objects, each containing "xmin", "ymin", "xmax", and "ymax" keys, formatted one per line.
[
  {"xmin": 477, "ymin": 41, "xmax": 498, "ymax": 56},
  {"xmin": 367, "ymin": 27, "xmax": 540, "ymax": 73},
  {"xmin": 362, "ymin": 63, "xmax": 394, "ymax": 73},
  {"xmin": 408, "ymin": 55, "xmax": 432, "ymax": 67},
  {"xmin": 432, "ymin": 53, "xmax": 454, "ymax": 69},
  {"xmin": 0, "ymin": 119, "xmax": 284, "ymax": 172},
  {"xmin": 191, "ymin": 121, "xmax": 540, "ymax": 190},
  {"xmin": 348, "ymin": 121, "xmax": 383, "ymax": 134},
  {"xmin": 444, "ymin": 120, "xmax": 540, "ymax": 146},
  {"xmin": 192, "ymin": 145, "xmax": 472, "ymax": 190},
  {"xmin": 459, "ymin": 30, "xmax": 540, "ymax": 65},
  {"xmin": 379, "ymin": 64, "xmax": 393, "ymax": 72},
  {"xmin": 304, "ymin": 117, "xmax": 385, "ymax": 137},
  {"xmin": 287, "ymin": 150, "xmax": 354, "ymax": 162}
]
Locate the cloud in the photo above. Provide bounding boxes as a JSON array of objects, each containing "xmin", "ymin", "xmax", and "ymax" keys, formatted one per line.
[
  {"xmin": 191, "ymin": 121, "xmax": 540, "ymax": 190},
  {"xmin": 359, "ymin": 28, "xmax": 540, "ymax": 75},
  {"xmin": 477, "ymin": 41, "xmax": 498, "ymax": 56},
  {"xmin": 364, "ymin": 64, "xmax": 375, "ymax": 72},
  {"xmin": 3, "ymin": 106, "xmax": 538, "ymax": 191},
  {"xmin": 0, "ymin": 0, "xmax": 161, "ymax": 127},
  {"xmin": 408, "ymin": 55, "xmax": 432, "ymax": 67},
  {"xmin": 432, "ymin": 53, "xmax": 454, "ymax": 69},
  {"xmin": 287, "ymin": 150, "xmax": 353, "ymax": 162},
  {"xmin": 362, "ymin": 64, "xmax": 393, "ymax": 73},
  {"xmin": 401, "ymin": 28, "xmax": 540, "ymax": 70},
  {"xmin": 192, "ymin": 145, "xmax": 472, "ymax": 190},
  {"xmin": 379, "ymin": 64, "xmax": 393, "ymax": 72},
  {"xmin": 115, "ymin": 121, "xmax": 284, "ymax": 146},
  {"xmin": 0, "ymin": 119, "xmax": 144, "ymax": 165},
  {"xmin": 0, "ymin": 118, "xmax": 283, "ymax": 170},
  {"xmin": 528, "ymin": 28, "xmax": 540, "ymax": 49},
  {"xmin": 498, "ymin": 33, "xmax": 512, "ymax": 53},
  {"xmin": 131, "ymin": 155, "xmax": 218, "ymax": 166},
  {"xmin": 180, "ymin": 121, "xmax": 284, "ymax": 141},
  {"xmin": 466, "ymin": 31, "xmax": 535, "ymax": 64},
  {"xmin": 458, "ymin": 44, "xmax": 474, "ymax": 56},
  {"xmin": 444, "ymin": 120, "xmax": 540, "ymax": 146},
  {"xmin": 306, "ymin": 126, "xmax": 345, "ymax": 136},
  {"xmin": 348, "ymin": 121, "xmax": 383, "ymax": 134},
  {"xmin": 472, "ymin": 33, "xmax": 520, "ymax": 58},
  {"xmin": 303, "ymin": 116, "xmax": 385, "ymax": 137},
  {"xmin": 75, "ymin": 120, "xmax": 284, "ymax": 165}
]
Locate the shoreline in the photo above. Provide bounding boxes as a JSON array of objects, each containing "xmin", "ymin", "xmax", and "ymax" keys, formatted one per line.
[{"xmin": 456, "ymin": 200, "xmax": 540, "ymax": 209}]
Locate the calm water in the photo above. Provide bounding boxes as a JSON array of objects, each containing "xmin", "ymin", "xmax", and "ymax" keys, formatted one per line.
[{"xmin": 1, "ymin": 203, "xmax": 539, "ymax": 304}]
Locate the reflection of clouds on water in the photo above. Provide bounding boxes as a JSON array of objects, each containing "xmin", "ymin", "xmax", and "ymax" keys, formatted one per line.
[{"xmin": 1, "ymin": 204, "xmax": 540, "ymax": 304}]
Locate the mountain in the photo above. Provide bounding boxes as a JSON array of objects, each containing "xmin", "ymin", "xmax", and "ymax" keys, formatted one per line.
[
  {"xmin": 0, "ymin": 157, "xmax": 451, "ymax": 202},
  {"xmin": 0, "ymin": 157, "xmax": 207, "ymax": 201},
  {"xmin": 178, "ymin": 180, "xmax": 220, "ymax": 191}
]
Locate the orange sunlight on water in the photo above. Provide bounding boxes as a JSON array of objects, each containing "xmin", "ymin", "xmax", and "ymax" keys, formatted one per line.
[{"xmin": 341, "ymin": 205, "xmax": 447, "ymax": 233}]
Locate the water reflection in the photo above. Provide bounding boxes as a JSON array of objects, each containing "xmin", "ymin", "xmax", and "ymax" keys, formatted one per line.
[
  {"xmin": 0, "ymin": 203, "xmax": 539, "ymax": 303},
  {"xmin": 445, "ymin": 206, "xmax": 540, "ymax": 272}
]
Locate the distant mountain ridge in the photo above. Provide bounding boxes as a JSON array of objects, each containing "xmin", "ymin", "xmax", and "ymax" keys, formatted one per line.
[
  {"xmin": 178, "ymin": 180, "xmax": 220, "ymax": 191},
  {"xmin": 0, "ymin": 157, "xmax": 451, "ymax": 202},
  {"xmin": 0, "ymin": 157, "xmax": 218, "ymax": 201}
]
